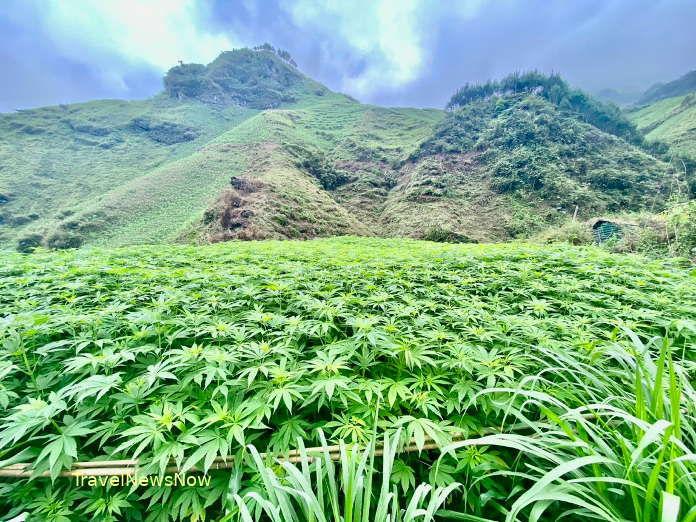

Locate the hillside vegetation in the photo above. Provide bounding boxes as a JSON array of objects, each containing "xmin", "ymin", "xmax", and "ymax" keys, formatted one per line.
[
  {"xmin": 628, "ymin": 92, "xmax": 696, "ymax": 161},
  {"xmin": 1, "ymin": 52, "xmax": 684, "ymax": 250},
  {"xmin": 1, "ymin": 237, "xmax": 695, "ymax": 520},
  {"xmin": 410, "ymin": 93, "xmax": 673, "ymax": 237},
  {"xmin": 637, "ymin": 70, "xmax": 696, "ymax": 105}
]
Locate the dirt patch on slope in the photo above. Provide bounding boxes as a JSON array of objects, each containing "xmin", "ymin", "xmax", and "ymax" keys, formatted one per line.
[{"xmin": 204, "ymin": 177, "xmax": 266, "ymax": 242}]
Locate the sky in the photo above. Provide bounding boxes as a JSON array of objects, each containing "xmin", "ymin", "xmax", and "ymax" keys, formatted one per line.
[{"xmin": 1, "ymin": 0, "xmax": 695, "ymax": 112}]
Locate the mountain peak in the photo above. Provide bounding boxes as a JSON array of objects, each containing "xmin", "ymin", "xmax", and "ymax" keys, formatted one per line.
[{"xmin": 163, "ymin": 46, "xmax": 321, "ymax": 109}]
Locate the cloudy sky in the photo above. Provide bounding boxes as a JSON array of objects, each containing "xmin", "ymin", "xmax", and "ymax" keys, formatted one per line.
[{"xmin": 1, "ymin": 0, "xmax": 695, "ymax": 112}]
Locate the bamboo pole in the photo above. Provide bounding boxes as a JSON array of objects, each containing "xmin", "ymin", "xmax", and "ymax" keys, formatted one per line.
[
  {"xmin": 0, "ymin": 412, "xmax": 611, "ymax": 479},
  {"xmin": 0, "ymin": 434, "xmax": 456, "ymax": 478}
]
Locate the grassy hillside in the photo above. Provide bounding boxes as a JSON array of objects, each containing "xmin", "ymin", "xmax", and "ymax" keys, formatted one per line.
[
  {"xmin": 628, "ymin": 92, "xmax": 696, "ymax": 159},
  {"xmin": 637, "ymin": 69, "xmax": 696, "ymax": 105},
  {"xmin": 0, "ymin": 96, "xmax": 257, "ymax": 245},
  {"xmin": 0, "ymin": 49, "xmax": 446, "ymax": 250},
  {"xmin": 0, "ymin": 56, "xmax": 680, "ymax": 250},
  {"xmin": 1, "ymin": 237, "xmax": 695, "ymax": 520}
]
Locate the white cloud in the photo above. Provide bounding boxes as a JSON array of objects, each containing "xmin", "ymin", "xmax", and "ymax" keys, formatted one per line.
[
  {"xmin": 281, "ymin": 0, "xmax": 490, "ymax": 98},
  {"xmin": 282, "ymin": 0, "xmax": 427, "ymax": 96},
  {"xmin": 3, "ymin": 0, "xmax": 491, "ymax": 101},
  {"xmin": 38, "ymin": 0, "xmax": 235, "ymax": 72}
]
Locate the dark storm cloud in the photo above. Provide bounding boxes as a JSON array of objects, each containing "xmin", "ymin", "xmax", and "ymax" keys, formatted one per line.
[{"xmin": 0, "ymin": 0, "xmax": 694, "ymax": 112}]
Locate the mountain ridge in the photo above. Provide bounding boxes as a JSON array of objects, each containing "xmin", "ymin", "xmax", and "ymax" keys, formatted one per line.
[
  {"xmin": 0, "ymin": 49, "xmax": 686, "ymax": 251},
  {"xmin": 637, "ymin": 69, "xmax": 696, "ymax": 105}
]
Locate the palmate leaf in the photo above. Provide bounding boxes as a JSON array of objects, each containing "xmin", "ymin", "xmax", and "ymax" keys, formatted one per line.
[
  {"xmin": 181, "ymin": 431, "xmax": 229, "ymax": 474},
  {"xmin": 31, "ymin": 418, "xmax": 91, "ymax": 480},
  {"xmin": 310, "ymin": 375, "xmax": 351, "ymax": 401},
  {"xmin": 113, "ymin": 416, "xmax": 167, "ymax": 459},
  {"xmin": 63, "ymin": 348, "xmax": 135, "ymax": 373},
  {"xmin": 0, "ymin": 394, "xmax": 67, "ymax": 449},
  {"xmin": 391, "ymin": 459, "xmax": 416, "ymax": 493},
  {"xmin": 384, "ymin": 378, "xmax": 411, "ymax": 407},
  {"xmin": 268, "ymin": 417, "xmax": 312, "ymax": 453},
  {"xmin": 144, "ymin": 361, "xmax": 180, "ymax": 387},
  {"xmin": 59, "ymin": 373, "xmax": 122, "ymax": 404},
  {"xmin": 267, "ymin": 383, "xmax": 304, "ymax": 413},
  {"xmin": 393, "ymin": 416, "xmax": 453, "ymax": 451},
  {"xmin": 35, "ymin": 435, "xmax": 76, "ymax": 481},
  {"xmin": 79, "ymin": 490, "xmax": 132, "ymax": 518},
  {"xmin": 325, "ymin": 414, "xmax": 370, "ymax": 444}
]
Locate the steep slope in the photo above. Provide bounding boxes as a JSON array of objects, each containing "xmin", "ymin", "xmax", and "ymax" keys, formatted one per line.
[
  {"xmin": 0, "ymin": 48, "xmax": 363, "ymax": 249},
  {"xmin": 0, "ymin": 97, "xmax": 257, "ymax": 246},
  {"xmin": 25, "ymin": 91, "xmax": 443, "ymax": 247}
]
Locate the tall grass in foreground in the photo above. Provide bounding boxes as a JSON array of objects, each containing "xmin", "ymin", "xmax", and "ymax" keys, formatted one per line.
[
  {"xmin": 440, "ymin": 331, "xmax": 696, "ymax": 521},
  {"xmin": 226, "ymin": 429, "xmax": 459, "ymax": 522},
  {"xmin": 231, "ymin": 332, "xmax": 696, "ymax": 522}
]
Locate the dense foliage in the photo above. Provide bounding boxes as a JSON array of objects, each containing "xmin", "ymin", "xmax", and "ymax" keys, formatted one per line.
[
  {"xmin": 1, "ymin": 238, "xmax": 695, "ymax": 520},
  {"xmin": 414, "ymin": 94, "xmax": 675, "ymax": 220},
  {"xmin": 446, "ymin": 72, "xmax": 643, "ymax": 145},
  {"xmin": 293, "ymin": 149, "xmax": 353, "ymax": 190},
  {"xmin": 163, "ymin": 64, "xmax": 208, "ymax": 99},
  {"xmin": 163, "ymin": 48, "xmax": 308, "ymax": 109}
]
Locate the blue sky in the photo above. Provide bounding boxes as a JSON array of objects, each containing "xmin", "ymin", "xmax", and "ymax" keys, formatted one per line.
[{"xmin": 1, "ymin": 0, "xmax": 695, "ymax": 112}]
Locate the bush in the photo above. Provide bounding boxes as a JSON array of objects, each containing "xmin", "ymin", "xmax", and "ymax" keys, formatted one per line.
[
  {"xmin": 163, "ymin": 63, "xmax": 208, "ymax": 98},
  {"xmin": 129, "ymin": 117, "xmax": 198, "ymax": 145},
  {"xmin": 446, "ymin": 71, "xmax": 643, "ymax": 145},
  {"xmin": 422, "ymin": 226, "xmax": 476, "ymax": 243},
  {"xmin": 44, "ymin": 230, "xmax": 84, "ymax": 250},
  {"xmin": 16, "ymin": 233, "xmax": 43, "ymax": 253},
  {"xmin": 414, "ymin": 92, "xmax": 670, "ymax": 216},
  {"xmin": 295, "ymin": 151, "xmax": 353, "ymax": 190},
  {"xmin": 534, "ymin": 220, "xmax": 594, "ymax": 246},
  {"xmin": 668, "ymin": 200, "xmax": 696, "ymax": 258}
]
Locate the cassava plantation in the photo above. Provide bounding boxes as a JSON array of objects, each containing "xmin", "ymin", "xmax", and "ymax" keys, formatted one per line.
[{"xmin": 1, "ymin": 239, "xmax": 695, "ymax": 520}]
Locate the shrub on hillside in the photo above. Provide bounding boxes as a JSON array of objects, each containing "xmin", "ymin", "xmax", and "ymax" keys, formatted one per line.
[
  {"xmin": 16, "ymin": 233, "xmax": 43, "ymax": 253},
  {"xmin": 446, "ymin": 71, "xmax": 643, "ymax": 144},
  {"xmin": 295, "ymin": 151, "xmax": 353, "ymax": 190},
  {"xmin": 414, "ymin": 93, "xmax": 674, "ymax": 216},
  {"xmin": 163, "ymin": 48, "xmax": 304, "ymax": 109},
  {"xmin": 129, "ymin": 117, "xmax": 198, "ymax": 144},
  {"xmin": 668, "ymin": 200, "xmax": 696, "ymax": 258},
  {"xmin": 44, "ymin": 230, "xmax": 83, "ymax": 250},
  {"xmin": 163, "ymin": 63, "xmax": 208, "ymax": 98},
  {"xmin": 422, "ymin": 226, "xmax": 477, "ymax": 243},
  {"xmin": 534, "ymin": 220, "xmax": 594, "ymax": 246}
]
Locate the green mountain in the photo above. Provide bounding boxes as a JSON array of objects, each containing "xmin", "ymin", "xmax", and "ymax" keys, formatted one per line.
[
  {"xmin": 0, "ymin": 50, "xmax": 682, "ymax": 251},
  {"xmin": 594, "ymin": 88, "xmax": 641, "ymax": 107},
  {"xmin": 637, "ymin": 70, "xmax": 696, "ymax": 105},
  {"xmin": 628, "ymin": 91, "xmax": 696, "ymax": 160}
]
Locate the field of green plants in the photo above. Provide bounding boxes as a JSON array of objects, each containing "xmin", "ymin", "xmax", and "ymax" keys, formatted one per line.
[{"xmin": 1, "ymin": 237, "xmax": 695, "ymax": 521}]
